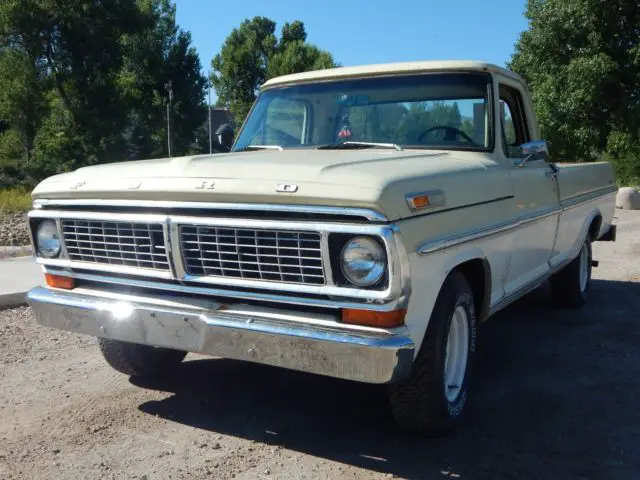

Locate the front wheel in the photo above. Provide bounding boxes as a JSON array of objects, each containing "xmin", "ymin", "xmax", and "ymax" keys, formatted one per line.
[
  {"xmin": 98, "ymin": 338, "xmax": 187, "ymax": 377},
  {"xmin": 388, "ymin": 272, "xmax": 477, "ymax": 436},
  {"xmin": 550, "ymin": 235, "xmax": 592, "ymax": 309}
]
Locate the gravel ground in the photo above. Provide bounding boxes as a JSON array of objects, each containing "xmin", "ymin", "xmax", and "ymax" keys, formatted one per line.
[
  {"xmin": 1, "ymin": 211, "xmax": 639, "ymax": 480},
  {"xmin": 0, "ymin": 213, "xmax": 30, "ymax": 247}
]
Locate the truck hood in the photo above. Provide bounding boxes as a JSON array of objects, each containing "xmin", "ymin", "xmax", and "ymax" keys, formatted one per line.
[{"xmin": 32, "ymin": 150, "xmax": 511, "ymax": 221}]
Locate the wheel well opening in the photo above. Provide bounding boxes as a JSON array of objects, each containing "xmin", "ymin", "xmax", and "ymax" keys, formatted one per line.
[
  {"xmin": 589, "ymin": 215, "xmax": 602, "ymax": 241},
  {"xmin": 455, "ymin": 259, "xmax": 491, "ymax": 321}
]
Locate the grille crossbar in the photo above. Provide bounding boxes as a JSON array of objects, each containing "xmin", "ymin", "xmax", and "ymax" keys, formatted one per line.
[{"xmin": 180, "ymin": 226, "xmax": 325, "ymax": 285}]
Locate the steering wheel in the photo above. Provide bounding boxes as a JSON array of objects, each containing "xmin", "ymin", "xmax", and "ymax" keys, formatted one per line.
[{"xmin": 417, "ymin": 126, "xmax": 477, "ymax": 145}]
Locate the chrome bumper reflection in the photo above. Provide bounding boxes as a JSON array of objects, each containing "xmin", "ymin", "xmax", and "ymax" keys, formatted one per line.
[{"xmin": 27, "ymin": 287, "xmax": 414, "ymax": 384}]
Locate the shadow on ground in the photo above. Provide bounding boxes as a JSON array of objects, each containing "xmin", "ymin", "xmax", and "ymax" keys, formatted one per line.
[{"xmin": 132, "ymin": 279, "xmax": 640, "ymax": 479}]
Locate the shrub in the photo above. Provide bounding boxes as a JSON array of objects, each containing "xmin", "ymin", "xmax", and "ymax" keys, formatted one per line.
[
  {"xmin": 606, "ymin": 150, "xmax": 640, "ymax": 188},
  {"xmin": 0, "ymin": 186, "xmax": 32, "ymax": 213}
]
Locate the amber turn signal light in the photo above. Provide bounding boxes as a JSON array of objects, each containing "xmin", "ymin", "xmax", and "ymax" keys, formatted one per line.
[
  {"xmin": 411, "ymin": 195, "xmax": 430, "ymax": 209},
  {"xmin": 342, "ymin": 308, "xmax": 406, "ymax": 328},
  {"xmin": 45, "ymin": 273, "xmax": 75, "ymax": 290}
]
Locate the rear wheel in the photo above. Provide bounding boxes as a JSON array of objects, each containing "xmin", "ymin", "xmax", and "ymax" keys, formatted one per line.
[
  {"xmin": 550, "ymin": 235, "xmax": 592, "ymax": 309},
  {"xmin": 388, "ymin": 272, "xmax": 477, "ymax": 436},
  {"xmin": 98, "ymin": 338, "xmax": 187, "ymax": 377}
]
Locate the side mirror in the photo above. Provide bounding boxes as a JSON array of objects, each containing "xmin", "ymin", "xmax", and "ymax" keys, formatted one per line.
[
  {"xmin": 515, "ymin": 140, "xmax": 549, "ymax": 167},
  {"xmin": 215, "ymin": 123, "xmax": 235, "ymax": 149}
]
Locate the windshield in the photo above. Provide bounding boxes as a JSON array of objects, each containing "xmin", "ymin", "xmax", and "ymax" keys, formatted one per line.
[{"xmin": 233, "ymin": 73, "xmax": 492, "ymax": 152}]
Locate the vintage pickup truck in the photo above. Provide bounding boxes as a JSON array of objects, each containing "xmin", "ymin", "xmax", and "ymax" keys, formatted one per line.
[{"xmin": 27, "ymin": 61, "xmax": 617, "ymax": 435}]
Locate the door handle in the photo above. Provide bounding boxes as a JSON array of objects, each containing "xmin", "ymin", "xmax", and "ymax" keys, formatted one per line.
[{"xmin": 545, "ymin": 163, "xmax": 560, "ymax": 177}]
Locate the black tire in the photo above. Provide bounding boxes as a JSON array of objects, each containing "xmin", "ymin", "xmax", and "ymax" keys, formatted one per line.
[
  {"xmin": 550, "ymin": 235, "xmax": 592, "ymax": 309},
  {"xmin": 388, "ymin": 271, "xmax": 477, "ymax": 436},
  {"xmin": 98, "ymin": 338, "xmax": 187, "ymax": 377}
]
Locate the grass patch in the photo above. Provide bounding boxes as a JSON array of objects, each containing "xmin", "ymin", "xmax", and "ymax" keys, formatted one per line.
[{"xmin": 0, "ymin": 187, "xmax": 32, "ymax": 214}]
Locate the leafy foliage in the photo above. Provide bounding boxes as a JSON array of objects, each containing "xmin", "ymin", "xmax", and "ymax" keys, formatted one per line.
[
  {"xmin": 510, "ymin": 0, "xmax": 640, "ymax": 169},
  {"xmin": 0, "ymin": 0, "xmax": 207, "ymax": 186},
  {"xmin": 119, "ymin": 0, "xmax": 207, "ymax": 158},
  {"xmin": 211, "ymin": 18, "xmax": 338, "ymax": 125},
  {"xmin": 0, "ymin": 185, "xmax": 31, "ymax": 213}
]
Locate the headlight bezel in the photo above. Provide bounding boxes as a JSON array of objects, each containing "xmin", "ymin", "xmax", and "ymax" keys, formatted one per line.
[
  {"xmin": 35, "ymin": 219, "xmax": 61, "ymax": 258},
  {"xmin": 337, "ymin": 235, "xmax": 388, "ymax": 288}
]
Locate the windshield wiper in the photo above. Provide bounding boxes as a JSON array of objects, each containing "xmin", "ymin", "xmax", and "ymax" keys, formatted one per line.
[
  {"xmin": 237, "ymin": 144, "xmax": 284, "ymax": 152},
  {"xmin": 316, "ymin": 141, "xmax": 403, "ymax": 151}
]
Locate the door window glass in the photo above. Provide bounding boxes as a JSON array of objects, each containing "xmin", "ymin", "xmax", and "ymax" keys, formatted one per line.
[{"xmin": 499, "ymin": 85, "xmax": 530, "ymax": 158}]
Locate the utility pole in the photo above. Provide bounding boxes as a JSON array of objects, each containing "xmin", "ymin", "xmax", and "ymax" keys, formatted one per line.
[
  {"xmin": 165, "ymin": 81, "xmax": 173, "ymax": 158},
  {"xmin": 208, "ymin": 73, "xmax": 213, "ymax": 154}
]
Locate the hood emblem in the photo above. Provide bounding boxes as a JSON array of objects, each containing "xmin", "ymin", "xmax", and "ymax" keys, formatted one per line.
[
  {"xmin": 126, "ymin": 180, "xmax": 141, "ymax": 189},
  {"xmin": 69, "ymin": 181, "xmax": 85, "ymax": 190},
  {"xmin": 195, "ymin": 180, "xmax": 215, "ymax": 190},
  {"xmin": 277, "ymin": 184, "xmax": 298, "ymax": 193}
]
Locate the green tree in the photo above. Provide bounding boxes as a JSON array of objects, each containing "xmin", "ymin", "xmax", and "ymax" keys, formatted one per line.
[
  {"xmin": 211, "ymin": 18, "xmax": 337, "ymax": 125},
  {"xmin": 0, "ymin": 0, "xmax": 208, "ymax": 185},
  {"xmin": 267, "ymin": 42, "xmax": 336, "ymax": 79},
  {"xmin": 0, "ymin": 128, "xmax": 25, "ymax": 187},
  {"xmin": 1, "ymin": 0, "xmax": 146, "ymax": 145},
  {"xmin": 0, "ymin": 0, "xmax": 148, "ymax": 177},
  {"xmin": 0, "ymin": 48, "xmax": 45, "ymax": 163},
  {"xmin": 510, "ymin": 0, "xmax": 640, "ymax": 164},
  {"xmin": 266, "ymin": 21, "xmax": 336, "ymax": 79},
  {"xmin": 119, "ymin": 0, "xmax": 207, "ymax": 159}
]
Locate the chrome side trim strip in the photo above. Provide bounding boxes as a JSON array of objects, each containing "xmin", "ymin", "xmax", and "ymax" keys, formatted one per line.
[
  {"xmin": 561, "ymin": 188, "xmax": 617, "ymax": 211},
  {"xmin": 418, "ymin": 205, "xmax": 562, "ymax": 256},
  {"xmin": 32, "ymin": 199, "xmax": 388, "ymax": 222},
  {"xmin": 42, "ymin": 267, "xmax": 409, "ymax": 311},
  {"xmin": 419, "ymin": 219, "xmax": 517, "ymax": 255},
  {"xmin": 418, "ymin": 188, "xmax": 616, "ymax": 256}
]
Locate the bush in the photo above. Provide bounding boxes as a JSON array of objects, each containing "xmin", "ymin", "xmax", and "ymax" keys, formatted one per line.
[
  {"xmin": 606, "ymin": 151, "xmax": 640, "ymax": 188},
  {"xmin": 0, "ymin": 186, "xmax": 32, "ymax": 213}
]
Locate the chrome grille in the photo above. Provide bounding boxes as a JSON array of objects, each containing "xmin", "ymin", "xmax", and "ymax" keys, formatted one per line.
[
  {"xmin": 61, "ymin": 219, "xmax": 169, "ymax": 271},
  {"xmin": 180, "ymin": 226, "xmax": 325, "ymax": 285}
]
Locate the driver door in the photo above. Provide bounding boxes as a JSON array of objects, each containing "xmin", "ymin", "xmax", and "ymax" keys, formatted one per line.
[{"xmin": 500, "ymin": 84, "xmax": 561, "ymax": 295}]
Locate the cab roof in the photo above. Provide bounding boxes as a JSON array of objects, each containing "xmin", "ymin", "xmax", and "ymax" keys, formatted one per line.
[{"xmin": 262, "ymin": 60, "xmax": 525, "ymax": 89}]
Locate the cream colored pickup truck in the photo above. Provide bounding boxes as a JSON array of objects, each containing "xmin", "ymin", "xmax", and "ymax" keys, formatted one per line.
[{"xmin": 27, "ymin": 61, "xmax": 617, "ymax": 435}]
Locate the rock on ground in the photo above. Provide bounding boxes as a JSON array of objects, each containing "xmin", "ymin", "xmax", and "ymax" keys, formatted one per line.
[
  {"xmin": 616, "ymin": 187, "xmax": 640, "ymax": 210},
  {"xmin": 0, "ymin": 213, "xmax": 30, "ymax": 246}
]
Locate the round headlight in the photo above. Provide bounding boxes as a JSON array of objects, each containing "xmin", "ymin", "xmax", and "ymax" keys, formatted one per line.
[
  {"xmin": 340, "ymin": 236, "xmax": 386, "ymax": 287},
  {"xmin": 36, "ymin": 220, "xmax": 61, "ymax": 258}
]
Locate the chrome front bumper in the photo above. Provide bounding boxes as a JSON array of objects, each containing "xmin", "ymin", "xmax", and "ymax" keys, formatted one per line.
[{"xmin": 27, "ymin": 287, "xmax": 415, "ymax": 384}]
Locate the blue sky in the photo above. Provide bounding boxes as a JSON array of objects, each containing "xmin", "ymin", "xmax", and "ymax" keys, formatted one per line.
[{"xmin": 174, "ymin": 0, "xmax": 528, "ymax": 79}]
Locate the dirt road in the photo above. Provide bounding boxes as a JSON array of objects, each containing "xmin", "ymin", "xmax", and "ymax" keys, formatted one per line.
[{"xmin": 1, "ymin": 211, "xmax": 639, "ymax": 480}]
